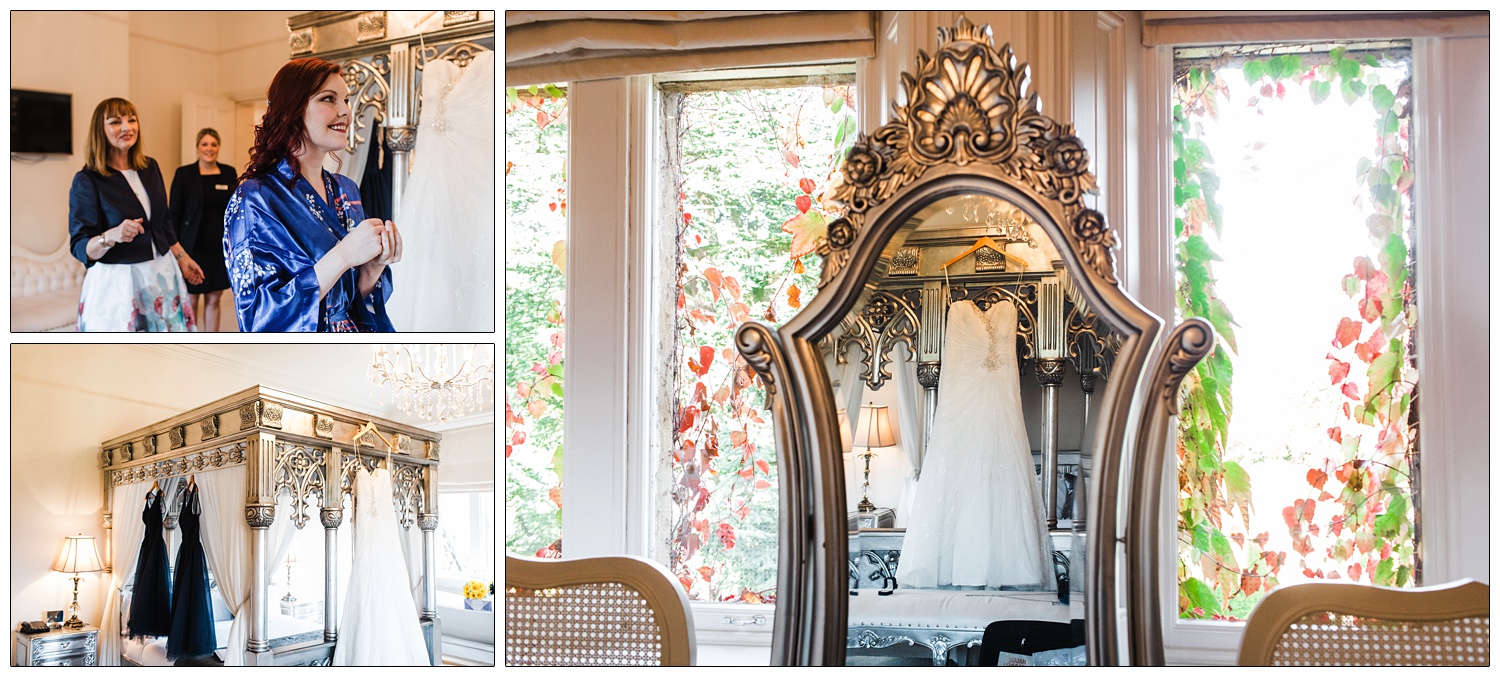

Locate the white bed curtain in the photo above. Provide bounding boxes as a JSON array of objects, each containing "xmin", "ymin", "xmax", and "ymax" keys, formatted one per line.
[
  {"xmin": 99, "ymin": 481, "xmax": 152, "ymax": 667},
  {"xmin": 891, "ymin": 343, "xmax": 926, "ymax": 521},
  {"xmin": 838, "ymin": 344, "xmax": 865, "ymax": 422},
  {"xmin": 198, "ymin": 467, "xmax": 299, "ymax": 666},
  {"xmin": 396, "ymin": 521, "xmax": 424, "ymax": 605}
]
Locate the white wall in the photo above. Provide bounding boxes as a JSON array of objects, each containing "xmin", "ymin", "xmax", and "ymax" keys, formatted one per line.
[{"xmin": 9, "ymin": 11, "xmax": 293, "ymax": 256}]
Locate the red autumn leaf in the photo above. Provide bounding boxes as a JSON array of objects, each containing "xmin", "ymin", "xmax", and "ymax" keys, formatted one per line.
[
  {"xmin": 1241, "ymin": 574, "xmax": 1262, "ymax": 596},
  {"xmin": 536, "ymin": 111, "xmax": 549, "ymax": 128},
  {"xmin": 1354, "ymin": 333, "xmax": 1383, "ymax": 363},
  {"xmin": 730, "ymin": 430, "xmax": 748, "ymax": 448},
  {"xmin": 1282, "ymin": 505, "xmax": 1298, "ymax": 528},
  {"xmin": 1347, "ymin": 562, "xmax": 1362, "ymax": 582},
  {"xmin": 717, "ymin": 522, "xmax": 737, "ymax": 549},
  {"xmin": 1328, "ymin": 357, "xmax": 1351, "ymax": 385},
  {"xmin": 724, "ymin": 276, "xmax": 742, "ymax": 300},
  {"xmin": 1332, "ymin": 317, "xmax": 1361, "ymax": 348},
  {"xmin": 547, "ymin": 485, "xmax": 562, "ymax": 508},
  {"xmin": 698, "ymin": 565, "xmax": 715, "ymax": 582},
  {"xmin": 516, "ymin": 381, "xmax": 533, "ymax": 398},
  {"xmin": 703, "ymin": 267, "xmax": 724, "ymax": 301},
  {"xmin": 783, "ymin": 150, "xmax": 800, "ymax": 167},
  {"xmin": 1260, "ymin": 83, "xmax": 1275, "ymax": 98},
  {"xmin": 510, "ymin": 430, "xmax": 527, "ymax": 446},
  {"xmin": 1330, "ymin": 514, "xmax": 1344, "ymax": 536},
  {"xmin": 729, "ymin": 302, "xmax": 751, "ymax": 323},
  {"xmin": 754, "ymin": 480, "xmax": 771, "ymax": 489},
  {"xmin": 1276, "ymin": 82, "xmax": 1287, "ymax": 99},
  {"xmin": 755, "ymin": 459, "xmax": 770, "ymax": 475},
  {"xmin": 1231, "ymin": 533, "xmax": 1245, "ymax": 546},
  {"xmin": 699, "ymin": 346, "xmax": 715, "ymax": 373},
  {"xmin": 683, "ymin": 212, "xmax": 692, "ymax": 226},
  {"xmin": 677, "ymin": 291, "xmax": 686, "ymax": 310},
  {"xmin": 781, "ymin": 210, "xmax": 828, "ymax": 258},
  {"xmin": 1359, "ymin": 296, "xmax": 1383, "ymax": 323},
  {"xmin": 505, "ymin": 161, "xmax": 515, "ymax": 176},
  {"xmin": 742, "ymin": 442, "xmax": 757, "ymax": 462},
  {"xmin": 1327, "ymin": 426, "xmax": 1342, "ymax": 443},
  {"xmin": 1341, "ymin": 382, "xmax": 1361, "ymax": 400},
  {"xmin": 1353, "ymin": 256, "xmax": 1373, "ymax": 280},
  {"xmin": 548, "ymin": 202, "xmax": 558, "ymax": 212},
  {"xmin": 679, "ymin": 406, "xmax": 698, "ymax": 434},
  {"xmin": 793, "ymin": 257, "xmax": 805, "ymax": 274},
  {"xmin": 795, "ymin": 195, "xmax": 812, "ymax": 214},
  {"xmin": 787, "ymin": 284, "xmax": 802, "ymax": 309},
  {"xmin": 504, "ymin": 444, "xmax": 513, "ymax": 458},
  {"xmin": 691, "ymin": 381, "xmax": 708, "ymax": 406},
  {"xmin": 1302, "ymin": 499, "xmax": 1316, "ymax": 523},
  {"xmin": 738, "ymin": 467, "xmax": 755, "ymax": 479},
  {"xmin": 1307, "ymin": 468, "xmax": 1329, "ymax": 490},
  {"xmin": 1365, "ymin": 271, "xmax": 1390, "ymax": 298},
  {"xmin": 799, "ymin": 177, "xmax": 816, "ymax": 194},
  {"xmin": 1308, "ymin": 523, "xmax": 1321, "ymax": 536},
  {"xmin": 713, "ymin": 386, "xmax": 731, "ymax": 404},
  {"xmin": 736, "ymin": 504, "xmax": 751, "ymax": 520},
  {"xmin": 675, "ymin": 440, "xmax": 695, "ymax": 464}
]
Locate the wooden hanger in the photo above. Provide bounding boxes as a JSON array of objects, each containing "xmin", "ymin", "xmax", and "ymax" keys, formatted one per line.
[
  {"xmin": 355, "ymin": 420, "xmax": 396, "ymax": 466},
  {"xmin": 940, "ymin": 236, "xmax": 1029, "ymax": 271}
]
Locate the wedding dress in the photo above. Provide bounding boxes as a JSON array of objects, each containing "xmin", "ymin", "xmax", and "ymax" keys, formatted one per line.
[
  {"xmin": 899, "ymin": 299, "xmax": 1052, "ymax": 589},
  {"xmin": 331, "ymin": 465, "xmax": 429, "ymax": 665},
  {"xmin": 388, "ymin": 50, "xmax": 495, "ymax": 331}
]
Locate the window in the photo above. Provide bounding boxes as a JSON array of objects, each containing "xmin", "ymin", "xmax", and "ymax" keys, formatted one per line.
[
  {"xmin": 1171, "ymin": 43, "xmax": 1417, "ymax": 621},
  {"xmin": 504, "ymin": 84, "xmax": 568, "ymax": 558},
  {"xmin": 653, "ymin": 69, "xmax": 858, "ymax": 603},
  {"xmin": 439, "ymin": 492, "xmax": 497, "ymax": 579}
]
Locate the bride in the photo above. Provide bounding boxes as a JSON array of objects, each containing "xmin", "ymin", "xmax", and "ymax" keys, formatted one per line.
[{"xmin": 389, "ymin": 50, "xmax": 495, "ymax": 331}]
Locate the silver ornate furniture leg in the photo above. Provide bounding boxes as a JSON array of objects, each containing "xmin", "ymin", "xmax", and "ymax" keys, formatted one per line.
[{"xmin": 246, "ymin": 432, "xmax": 277, "ymax": 664}]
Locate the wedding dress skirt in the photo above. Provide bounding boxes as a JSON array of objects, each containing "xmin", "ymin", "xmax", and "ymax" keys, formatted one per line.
[
  {"xmin": 332, "ymin": 465, "xmax": 429, "ymax": 665},
  {"xmin": 389, "ymin": 50, "xmax": 495, "ymax": 331},
  {"xmin": 899, "ymin": 299, "xmax": 1052, "ymax": 589}
]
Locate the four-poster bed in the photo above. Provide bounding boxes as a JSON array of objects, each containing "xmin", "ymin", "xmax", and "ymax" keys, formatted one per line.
[{"xmin": 98, "ymin": 385, "xmax": 442, "ymax": 666}]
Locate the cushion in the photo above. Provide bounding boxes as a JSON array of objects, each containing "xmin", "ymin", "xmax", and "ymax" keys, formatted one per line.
[{"xmin": 11, "ymin": 286, "xmax": 78, "ymax": 332}]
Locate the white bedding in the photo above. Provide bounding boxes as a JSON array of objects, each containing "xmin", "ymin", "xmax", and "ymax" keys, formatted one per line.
[
  {"xmin": 123, "ymin": 614, "xmax": 321, "ymax": 666},
  {"xmin": 847, "ymin": 589, "xmax": 1081, "ymax": 631}
]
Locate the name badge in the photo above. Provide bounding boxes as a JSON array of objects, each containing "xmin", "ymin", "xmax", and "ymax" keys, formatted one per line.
[{"xmin": 215, "ymin": 184, "xmax": 229, "ymax": 191}]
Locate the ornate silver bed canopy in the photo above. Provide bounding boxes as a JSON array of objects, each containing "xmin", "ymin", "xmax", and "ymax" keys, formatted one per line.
[
  {"xmin": 98, "ymin": 385, "xmax": 443, "ymax": 666},
  {"xmin": 286, "ymin": 10, "xmax": 495, "ymax": 218}
]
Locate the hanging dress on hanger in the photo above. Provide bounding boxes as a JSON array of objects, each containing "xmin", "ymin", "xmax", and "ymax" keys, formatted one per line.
[
  {"xmin": 899, "ymin": 299, "xmax": 1053, "ymax": 589},
  {"xmin": 128, "ymin": 488, "xmax": 173, "ymax": 637},
  {"xmin": 332, "ymin": 463, "xmax": 430, "ymax": 665},
  {"xmin": 167, "ymin": 486, "xmax": 215, "ymax": 658},
  {"xmin": 388, "ymin": 50, "xmax": 496, "ymax": 331}
]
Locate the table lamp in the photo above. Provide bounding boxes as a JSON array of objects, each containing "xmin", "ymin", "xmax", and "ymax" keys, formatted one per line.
[
  {"xmin": 282, "ymin": 549, "xmax": 298, "ymax": 603},
  {"xmin": 853, "ymin": 403, "xmax": 897, "ymax": 512},
  {"xmin": 52, "ymin": 534, "xmax": 104, "ymax": 630}
]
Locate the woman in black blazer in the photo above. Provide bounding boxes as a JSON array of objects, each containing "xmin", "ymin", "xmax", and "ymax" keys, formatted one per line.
[
  {"xmin": 170, "ymin": 128, "xmax": 239, "ymax": 332},
  {"xmin": 68, "ymin": 98, "xmax": 203, "ymax": 331}
]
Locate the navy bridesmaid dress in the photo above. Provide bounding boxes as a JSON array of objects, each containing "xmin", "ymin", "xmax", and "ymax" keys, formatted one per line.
[
  {"xmin": 127, "ymin": 489, "xmax": 172, "ymax": 637},
  {"xmin": 168, "ymin": 486, "xmax": 215, "ymax": 658}
]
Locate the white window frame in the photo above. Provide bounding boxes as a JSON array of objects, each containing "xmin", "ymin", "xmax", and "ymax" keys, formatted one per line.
[{"xmin": 1141, "ymin": 35, "xmax": 1491, "ymax": 666}]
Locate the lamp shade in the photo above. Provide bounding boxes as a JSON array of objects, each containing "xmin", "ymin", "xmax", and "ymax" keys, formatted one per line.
[
  {"xmin": 854, "ymin": 404, "xmax": 897, "ymax": 449},
  {"xmin": 52, "ymin": 535, "xmax": 103, "ymax": 574},
  {"xmin": 837, "ymin": 409, "xmax": 854, "ymax": 455}
]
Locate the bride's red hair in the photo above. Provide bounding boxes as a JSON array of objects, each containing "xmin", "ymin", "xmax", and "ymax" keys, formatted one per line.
[{"xmin": 244, "ymin": 57, "xmax": 343, "ymax": 182}]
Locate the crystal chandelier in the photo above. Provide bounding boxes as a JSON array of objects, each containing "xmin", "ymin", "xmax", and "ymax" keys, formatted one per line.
[
  {"xmin": 369, "ymin": 344, "xmax": 495, "ymax": 423},
  {"xmin": 945, "ymin": 194, "xmax": 1038, "ymax": 247}
]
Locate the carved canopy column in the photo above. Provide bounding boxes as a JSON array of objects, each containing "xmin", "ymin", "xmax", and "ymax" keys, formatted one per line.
[{"xmin": 244, "ymin": 431, "xmax": 277, "ymax": 662}]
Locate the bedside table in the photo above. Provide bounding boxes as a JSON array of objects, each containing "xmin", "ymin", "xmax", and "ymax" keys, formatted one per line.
[
  {"xmin": 280, "ymin": 598, "xmax": 323, "ymax": 623},
  {"xmin": 14, "ymin": 625, "xmax": 98, "ymax": 666},
  {"xmin": 848, "ymin": 508, "xmax": 895, "ymax": 530}
]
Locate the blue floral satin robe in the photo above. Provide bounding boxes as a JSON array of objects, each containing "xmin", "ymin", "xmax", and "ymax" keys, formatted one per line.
[{"xmin": 224, "ymin": 159, "xmax": 395, "ymax": 332}]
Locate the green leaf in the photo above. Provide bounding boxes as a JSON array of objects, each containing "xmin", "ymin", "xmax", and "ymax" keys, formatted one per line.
[
  {"xmin": 528, "ymin": 84, "xmax": 540, "ymax": 96},
  {"xmin": 1396, "ymin": 565, "xmax": 1411, "ymax": 586},
  {"xmin": 1382, "ymin": 110, "xmax": 1399, "ymax": 136},
  {"xmin": 551, "ymin": 381, "xmax": 564, "ymax": 398},
  {"xmin": 1309, "ymin": 80, "xmax": 1331, "ymax": 105},
  {"xmin": 1182, "ymin": 577, "xmax": 1223, "ymax": 617},
  {"xmin": 506, "ymin": 87, "xmax": 521, "ymax": 107},
  {"xmin": 1340, "ymin": 80, "xmax": 1360, "ymax": 105},
  {"xmin": 544, "ymin": 83, "xmax": 566, "ymax": 99},
  {"xmin": 1185, "ymin": 234, "xmax": 1222, "ymax": 262},
  {"xmin": 1337, "ymin": 57, "xmax": 1362, "ymax": 81},
  {"xmin": 546, "ymin": 363, "xmax": 565, "ymax": 378},
  {"xmin": 1371, "ymin": 84, "xmax": 1396, "ymax": 111},
  {"xmin": 552, "ymin": 444, "xmax": 565, "ymax": 478},
  {"xmin": 1365, "ymin": 54, "xmax": 1381, "ymax": 67},
  {"xmin": 1174, "ymin": 157, "xmax": 1188, "ymax": 183},
  {"xmin": 1224, "ymin": 461, "xmax": 1253, "ymax": 525},
  {"xmin": 1355, "ymin": 157, "xmax": 1373, "ymax": 184},
  {"xmin": 1329, "ymin": 46, "xmax": 1347, "ymax": 64},
  {"xmin": 1209, "ymin": 298, "xmax": 1239, "ymax": 354},
  {"xmin": 1193, "ymin": 523, "xmax": 1213, "ymax": 553},
  {"xmin": 1281, "ymin": 54, "xmax": 1304, "ymax": 79},
  {"xmin": 1189, "ymin": 67, "xmax": 1205, "ymax": 94},
  {"xmin": 1175, "ymin": 217, "xmax": 1186, "ymax": 238},
  {"xmin": 1374, "ymin": 557, "xmax": 1396, "ymax": 585},
  {"xmin": 1241, "ymin": 59, "xmax": 1267, "ymax": 84},
  {"xmin": 830, "ymin": 95, "xmax": 843, "ymax": 114}
]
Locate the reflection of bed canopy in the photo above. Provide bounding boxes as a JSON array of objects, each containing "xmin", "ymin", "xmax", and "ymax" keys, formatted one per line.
[
  {"xmin": 286, "ymin": 11, "xmax": 495, "ymax": 218},
  {"xmin": 98, "ymin": 385, "xmax": 442, "ymax": 666}
]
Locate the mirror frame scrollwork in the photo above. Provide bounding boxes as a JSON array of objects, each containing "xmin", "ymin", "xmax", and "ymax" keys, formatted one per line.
[{"xmin": 736, "ymin": 18, "xmax": 1214, "ymax": 666}]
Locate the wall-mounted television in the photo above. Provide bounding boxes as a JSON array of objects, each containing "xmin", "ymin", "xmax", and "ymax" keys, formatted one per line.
[{"xmin": 11, "ymin": 89, "xmax": 72, "ymax": 154}]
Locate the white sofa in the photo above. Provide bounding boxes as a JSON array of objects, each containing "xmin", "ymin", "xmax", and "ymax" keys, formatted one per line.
[{"xmin": 12, "ymin": 243, "xmax": 83, "ymax": 332}]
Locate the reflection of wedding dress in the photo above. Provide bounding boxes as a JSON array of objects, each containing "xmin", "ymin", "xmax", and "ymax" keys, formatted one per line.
[
  {"xmin": 332, "ymin": 466, "xmax": 429, "ymax": 665},
  {"xmin": 899, "ymin": 299, "xmax": 1051, "ymax": 589},
  {"xmin": 389, "ymin": 51, "xmax": 495, "ymax": 331}
]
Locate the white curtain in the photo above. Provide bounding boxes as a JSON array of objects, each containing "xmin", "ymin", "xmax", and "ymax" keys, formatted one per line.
[
  {"xmin": 839, "ymin": 344, "xmax": 866, "ymax": 421},
  {"xmin": 396, "ymin": 519, "xmax": 424, "ymax": 605},
  {"xmin": 891, "ymin": 342, "xmax": 926, "ymax": 522},
  {"xmin": 99, "ymin": 481, "xmax": 152, "ymax": 667},
  {"xmin": 198, "ymin": 468, "xmax": 297, "ymax": 666}
]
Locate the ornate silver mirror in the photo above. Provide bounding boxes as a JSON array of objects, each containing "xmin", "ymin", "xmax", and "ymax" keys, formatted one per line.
[{"xmin": 737, "ymin": 19, "xmax": 1213, "ymax": 666}]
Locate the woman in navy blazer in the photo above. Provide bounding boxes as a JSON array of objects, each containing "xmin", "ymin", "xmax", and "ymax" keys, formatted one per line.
[
  {"xmin": 169, "ymin": 128, "xmax": 239, "ymax": 332},
  {"xmin": 68, "ymin": 97, "xmax": 203, "ymax": 331}
]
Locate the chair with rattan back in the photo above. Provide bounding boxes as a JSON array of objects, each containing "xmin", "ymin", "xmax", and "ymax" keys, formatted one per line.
[
  {"xmin": 1238, "ymin": 578, "xmax": 1488, "ymax": 666},
  {"xmin": 504, "ymin": 554, "xmax": 697, "ymax": 666}
]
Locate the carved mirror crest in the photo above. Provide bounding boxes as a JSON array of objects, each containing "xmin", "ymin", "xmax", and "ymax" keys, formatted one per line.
[{"xmin": 737, "ymin": 18, "xmax": 1212, "ymax": 666}]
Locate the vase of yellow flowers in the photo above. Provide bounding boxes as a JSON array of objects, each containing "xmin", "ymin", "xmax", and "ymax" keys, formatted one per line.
[{"xmin": 463, "ymin": 580, "xmax": 492, "ymax": 612}]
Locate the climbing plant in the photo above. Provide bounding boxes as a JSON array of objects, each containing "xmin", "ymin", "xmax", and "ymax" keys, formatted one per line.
[{"xmin": 1174, "ymin": 44, "xmax": 1416, "ymax": 620}]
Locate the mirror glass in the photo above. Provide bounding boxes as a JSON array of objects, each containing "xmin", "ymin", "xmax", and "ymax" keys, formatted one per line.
[{"xmin": 823, "ymin": 193, "xmax": 1119, "ymax": 666}]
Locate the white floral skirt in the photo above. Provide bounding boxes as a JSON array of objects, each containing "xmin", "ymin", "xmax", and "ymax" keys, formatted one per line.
[{"xmin": 77, "ymin": 253, "xmax": 196, "ymax": 332}]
